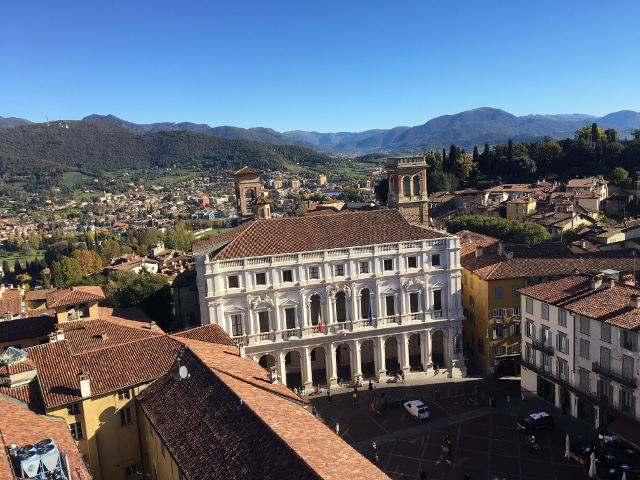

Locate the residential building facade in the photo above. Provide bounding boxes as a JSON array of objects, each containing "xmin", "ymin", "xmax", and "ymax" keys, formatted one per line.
[{"xmin": 519, "ymin": 274, "xmax": 640, "ymax": 433}]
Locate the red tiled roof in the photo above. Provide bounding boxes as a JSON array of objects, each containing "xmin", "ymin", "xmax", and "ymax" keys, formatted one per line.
[
  {"xmin": 0, "ymin": 395, "xmax": 91, "ymax": 480},
  {"xmin": 0, "ymin": 315, "xmax": 57, "ymax": 344},
  {"xmin": 232, "ymin": 166, "xmax": 264, "ymax": 176},
  {"xmin": 46, "ymin": 286, "xmax": 105, "ymax": 308},
  {"xmin": 136, "ymin": 345, "xmax": 388, "ymax": 480},
  {"xmin": 0, "ymin": 381, "xmax": 44, "ymax": 412},
  {"xmin": 28, "ymin": 335, "xmax": 183, "ymax": 408},
  {"xmin": 195, "ymin": 210, "xmax": 445, "ymax": 260},
  {"xmin": 24, "ymin": 288, "xmax": 57, "ymax": 302},
  {"xmin": 0, "ymin": 297, "xmax": 21, "ymax": 315},
  {"xmin": 457, "ymin": 231, "xmax": 640, "ymax": 280},
  {"xmin": 97, "ymin": 307, "xmax": 160, "ymax": 332},
  {"xmin": 171, "ymin": 324, "xmax": 236, "ymax": 346},
  {"xmin": 519, "ymin": 274, "xmax": 640, "ymax": 331},
  {"xmin": 56, "ymin": 317, "xmax": 163, "ymax": 355}
]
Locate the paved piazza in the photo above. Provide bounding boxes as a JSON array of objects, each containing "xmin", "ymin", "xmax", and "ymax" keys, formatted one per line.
[{"xmin": 306, "ymin": 374, "xmax": 609, "ymax": 480}]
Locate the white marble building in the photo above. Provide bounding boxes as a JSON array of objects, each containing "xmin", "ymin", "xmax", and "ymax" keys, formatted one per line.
[{"xmin": 192, "ymin": 208, "xmax": 467, "ymax": 388}]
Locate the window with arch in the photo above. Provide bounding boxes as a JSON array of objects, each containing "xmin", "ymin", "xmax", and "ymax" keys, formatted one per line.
[
  {"xmin": 336, "ymin": 292, "xmax": 347, "ymax": 322},
  {"xmin": 403, "ymin": 177, "xmax": 411, "ymax": 196},
  {"xmin": 413, "ymin": 175, "xmax": 421, "ymax": 196},
  {"xmin": 360, "ymin": 288, "xmax": 371, "ymax": 319}
]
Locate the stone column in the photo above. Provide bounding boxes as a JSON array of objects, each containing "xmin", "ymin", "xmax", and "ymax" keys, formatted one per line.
[
  {"xmin": 273, "ymin": 296, "xmax": 281, "ymax": 332},
  {"xmin": 400, "ymin": 333, "xmax": 410, "ymax": 374},
  {"xmin": 377, "ymin": 337, "xmax": 386, "ymax": 380},
  {"xmin": 302, "ymin": 346, "xmax": 313, "ymax": 388},
  {"xmin": 426, "ymin": 330, "xmax": 432, "ymax": 369},
  {"xmin": 326, "ymin": 343, "xmax": 338, "ymax": 387},
  {"xmin": 276, "ymin": 351, "xmax": 287, "ymax": 386},
  {"xmin": 247, "ymin": 306, "xmax": 255, "ymax": 336},
  {"xmin": 353, "ymin": 340, "xmax": 363, "ymax": 379},
  {"xmin": 300, "ymin": 294, "xmax": 308, "ymax": 329}
]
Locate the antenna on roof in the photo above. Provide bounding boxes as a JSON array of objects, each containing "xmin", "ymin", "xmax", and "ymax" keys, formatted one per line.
[{"xmin": 179, "ymin": 365, "xmax": 189, "ymax": 380}]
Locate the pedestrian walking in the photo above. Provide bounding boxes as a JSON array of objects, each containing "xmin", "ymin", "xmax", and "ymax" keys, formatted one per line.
[
  {"xmin": 368, "ymin": 380, "xmax": 373, "ymax": 392},
  {"xmin": 335, "ymin": 423, "xmax": 340, "ymax": 435},
  {"xmin": 434, "ymin": 364, "xmax": 439, "ymax": 375},
  {"xmin": 373, "ymin": 453, "xmax": 379, "ymax": 465},
  {"xmin": 312, "ymin": 406, "xmax": 317, "ymax": 417},
  {"xmin": 401, "ymin": 372, "xmax": 405, "ymax": 384},
  {"xmin": 435, "ymin": 387, "xmax": 440, "ymax": 399},
  {"xmin": 445, "ymin": 434, "xmax": 453, "ymax": 463},
  {"xmin": 353, "ymin": 392, "xmax": 358, "ymax": 404},
  {"xmin": 327, "ymin": 391, "xmax": 332, "ymax": 405},
  {"xmin": 420, "ymin": 468, "xmax": 427, "ymax": 480}
]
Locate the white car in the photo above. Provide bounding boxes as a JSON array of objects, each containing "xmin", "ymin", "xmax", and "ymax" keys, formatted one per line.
[{"xmin": 404, "ymin": 400, "xmax": 429, "ymax": 420}]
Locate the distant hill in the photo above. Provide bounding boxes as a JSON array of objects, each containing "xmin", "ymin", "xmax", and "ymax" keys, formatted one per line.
[
  {"xmin": 0, "ymin": 121, "xmax": 336, "ymax": 179},
  {"xmin": 0, "ymin": 116, "xmax": 32, "ymax": 128},
  {"xmin": 4, "ymin": 108, "xmax": 639, "ymax": 156}
]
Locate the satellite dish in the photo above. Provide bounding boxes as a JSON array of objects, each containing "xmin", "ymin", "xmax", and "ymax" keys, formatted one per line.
[{"xmin": 179, "ymin": 365, "xmax": 189, "ymax": 379}]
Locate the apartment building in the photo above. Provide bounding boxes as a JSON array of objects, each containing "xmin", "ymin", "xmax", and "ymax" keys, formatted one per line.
[{"xmin": 519, "ymin": 274, "xmax": 640, "ymax": 436}]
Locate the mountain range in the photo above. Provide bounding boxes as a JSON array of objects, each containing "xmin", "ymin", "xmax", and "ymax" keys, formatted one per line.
[{"xmin": 2, "ymin": 108, "xmax": 639, "ymax": 156}]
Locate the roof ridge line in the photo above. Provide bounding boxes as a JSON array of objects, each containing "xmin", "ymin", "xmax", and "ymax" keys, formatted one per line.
[{"xmin": 69, "ymin": 333, "xmax": 178, "ymax": 358}]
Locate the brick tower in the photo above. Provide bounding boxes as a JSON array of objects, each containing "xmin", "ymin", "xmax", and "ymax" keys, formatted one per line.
[
  {"xmin": 385, "ymin": 155, "xmax": 429, "ymax": 225},
  {"xmin": 232, "ymin": 166, "xmax": 265, "ymax": 218}
]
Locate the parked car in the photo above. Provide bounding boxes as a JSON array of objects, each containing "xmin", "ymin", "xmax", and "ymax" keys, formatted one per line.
[
  {"xmin": 517, "ymin": 412, "xmax": 554, "ymax": 433},
  {"xmin": 404, "ymin": 400, "xmax": 429, "ymax": 420}
]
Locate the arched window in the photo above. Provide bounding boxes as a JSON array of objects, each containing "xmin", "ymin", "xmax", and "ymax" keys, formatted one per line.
[
  {"xmin": 403, "ymin": 177, "xmax": 411, "ymax": 196},
  {"xmin": 336, "ymin": 292, "xmax": 347, "ymax": 322},
  {"xmin": 360, "ymin": 288, "xmax": 371, "ymax": 319},
  {"xmin": 413, "ymin": 175, "xmax": 421, "ymax": 195},
  {"xmin": 310, "ymin": 295, "xmax": 321, "ymax": 325},
  {"xmin": 389, "ymin": 177, "xmax": 394, "ymax": 195}
]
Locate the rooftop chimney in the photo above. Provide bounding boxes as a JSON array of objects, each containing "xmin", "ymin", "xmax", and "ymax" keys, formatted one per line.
[
  {"xmin": 100, "ymin": 331, "xmax": 108, "ymax": 340},
  {"xmin": 55, "ymin": 329, "xmax": 65, "ymax": 341},
  {"xmin": 238, "ymin": 342, "xmax": 246, "ymax": 358},
  {"xmin": 475, "ymin": 247, "xmax": 483, "ymax": 258},
  {"xmin": 631, "ymin": 295, "xmax": 640, "ymax": 309},
  {"xmin": 78, "ymin": 371, "xmax": 91, "ymax": 398},
  {"xmin": 506, "ymin": 251, "xmax": 514, "ymax": 261},
  {"xmin": 268, "ymin": 366, "xmax": 278, "ymax": 384},
  {"xmin": 498, "ymin": 241, "xmax": 505, "ymax": 255},
  {"xmin": 591, "ymin": 276, "xmax": 603, "ymax": 290},
  {"xmin": 149, "ymin": 321, "xmax": 158, "ymax": 330}
]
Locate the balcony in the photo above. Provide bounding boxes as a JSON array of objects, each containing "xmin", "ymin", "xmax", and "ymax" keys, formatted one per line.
[
  {"xmin": 493, "ymin": 317, "xmax": 504, "ymax": 324},
  {"xmin": 531, "ymin": 340, "xmax": 554, "ymax": 356},
  {"xmin": 592, "ymin": 362, "xmax": 637, "ymax": 389}
]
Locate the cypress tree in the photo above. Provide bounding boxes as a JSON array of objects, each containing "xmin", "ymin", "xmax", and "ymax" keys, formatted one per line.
[
  {"xmin": 507, "ymin": 139, "xmax": 514, "ymax": 162},
  {"xmin": 591, "ymin": 123, "xmax": 599, "ymax": 143}
]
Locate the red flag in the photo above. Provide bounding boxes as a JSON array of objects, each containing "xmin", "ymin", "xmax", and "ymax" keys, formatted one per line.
[{"xmin": 318, "ymin": 322, "xmax": 323, "ymax": 333}]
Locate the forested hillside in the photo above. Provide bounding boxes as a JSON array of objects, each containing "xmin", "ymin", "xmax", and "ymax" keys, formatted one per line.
[{"xmin": 0, "ymin": 121, "xmax": 335, "ymax": 180}]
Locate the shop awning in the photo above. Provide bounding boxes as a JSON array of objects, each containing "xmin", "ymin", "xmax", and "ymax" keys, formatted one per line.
[{"xmin": 607, "ymin": 418, "xmax": 640, "ymax": 450}]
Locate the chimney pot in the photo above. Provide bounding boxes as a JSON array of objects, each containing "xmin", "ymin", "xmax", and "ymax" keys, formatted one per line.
[
  {"xmin": 506, "ymin": 251, "xmax": 514, "ymax": 261},
  {"xmin": 149, "ymin": 321, "xmax": 158, "ymax": 330},
  {"xmin": 631, "ymin": 295, "xmax": 640, "ymax": 309},
  {"xmin": 238, "ymin": 342, "xmax": 246, "ymax": 358},
  {"xmin": 498, "ymin": 241, "xmax": 505, "ymax": 255},
  {"xmin": 475, "ymin": 247, "xmax": 483, "ymax": 257},
  {"xmin": 591, "ymin": 275, "xmax": 603, "ymax": 290},
  {"xmin": 78, "ymin": 371, "xmax": 91, "ymax": 398}
]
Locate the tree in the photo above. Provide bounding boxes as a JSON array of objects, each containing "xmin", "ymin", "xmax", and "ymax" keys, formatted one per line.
[
  {"xmin": 446, "ymin": 216, "xmax": 551, "ymax": 244},
  {"xmin": 507, "ymin": 139, "xmax": 514, "ymax": 162},
  {"xmin": 514, "ymin": 156, "xmax": 537, "ymax": 176},
  {"xmin": 99, "ymin": 239, "xmax": 122, "ymax": 265},
  {"xmin": 295, "ymin": 204, "xmax": 308, "ymax": 216},
  {"xmin": 472, "ymin": 146, "xmax": 480, "ymax": 168},
  {"xmin": 479, "ymin": 142, "xmax": 492, "ymax": 175},
  {"xmin": 455, "ymin": 153, "xmax": 477, "ymax": 181},
  {"xmin": 576, "ymin": 125, "xmax": 606, "ymax": 142},
  {"xmin": 610, "ymin": 167, "xmax": 629, "ymax": 185},
  {"xmin": 338, "ymin": 186, "xmax": 364, "ymax": 202},
  {"xmin": 427, "ymin": 170, "xmax": 449, "ymax": 193},
  {"xmin": 50, "ymin": 261, "xmax": 64, "ymax": 289},
  {"xmin": 73, "ymin": 250, "xmax": 104, "ymax": 276},
  {"xmin": 632, "ymin": 129, "xmax": 640, "ymax": 141},
  {"xmin": 164, "ymin": 226, "xmax": 196, "ymax": 252},
  {"xmin": 59, "ymin": 256, "xmax": 83, "ymax": 288},
  {"xmin": 45, "ymin": 240, "xmax": 70, "ymax": 266},
  {"xmin": 374, "ymin": 179, "xmax": 388, "ymax": 204},
  {"xmin": 604, "ymin": 128, "xmax": 618, "ymax": 143}
]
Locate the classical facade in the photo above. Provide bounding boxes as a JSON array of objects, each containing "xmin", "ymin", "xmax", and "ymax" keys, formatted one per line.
[
  {"xmin": 519, "ymin": 274, "xmax": 640, "ymax": 434},
  {"xmin": 193, "ymin": 208, "xmax": 466, "ymax": 389}
]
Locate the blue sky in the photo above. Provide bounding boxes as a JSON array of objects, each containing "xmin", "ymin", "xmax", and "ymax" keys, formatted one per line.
[{"xmin": 2, "ymin": 1, "xmax": 639, "ymax": 133}]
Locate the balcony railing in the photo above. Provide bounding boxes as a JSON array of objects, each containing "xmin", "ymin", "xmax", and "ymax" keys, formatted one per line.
[
  {"xmin": 592, "ymin": 362, "xmax": 637, "ymax": 389},
  {"xmin": 531, "ymin": 340, "xmax": 554, "ymax": 356}
]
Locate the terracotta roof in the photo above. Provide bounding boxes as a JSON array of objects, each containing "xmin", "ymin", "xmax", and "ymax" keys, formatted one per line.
[
  {"xmin": 0, "ymin": 381, "xmax": 44, "ymax": 412},
  {"xmin": 519, "ymin": 274, "xmax": 640, "ymax": 331},
  {"xmin": 28, "ymin": 335, "xmax": 183, "ymax": 408},
  {"xmin": 0, "ymin": 395, "xmax": 92, "ymax": 480},
  {"xmin": 456, "ymin": 231, "xmax": 640, "ymax": 280},
  {"xmin": 0, "ymin": 315, "xmax": 57, "ymax": 344},
  {"xmin": 136, "ymin": 344, "xmax": 388, "ymax": 480},
  {"xmin": 195, "ymin": 210, "xmax": 446, "ymax": 260},
  {"xmin": 56, "ymin": 317, "xmax": 163, "ymax": 355},
  {"xmin": 232, "ymin": 166, "xmax": 264, "ymax": 176},
  {"xmin": 97, "ymin": 307, "xmax": 160, "ymax": 332},
  {"xmin": 171, "ymin": 324, "xmax": 236, "ymax": 346},
  {"xmin": 24, "ymin": 288, "xmax": 57, "ymax": 301},
  {"xmin": 0, "ymin": 297, "xmax": 22, "ymax": 315},
  {"xmin": 46, "ymin": 286, "xmax": 105, "ymax": 308}
]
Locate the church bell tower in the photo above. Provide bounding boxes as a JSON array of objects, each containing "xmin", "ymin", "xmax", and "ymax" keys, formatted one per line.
[{"xmin": 232, "ymin": 166, "xmax": 265, "ymax": 218}]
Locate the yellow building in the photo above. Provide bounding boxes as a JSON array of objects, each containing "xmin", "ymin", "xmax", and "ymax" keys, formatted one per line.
[
  {"xmin": 505, "ymin": 197, "xmax": 536, "ymax": 222},
  {"xmin": 457, "ymin": 230, "xmax": 640, "ymax": 376}
]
